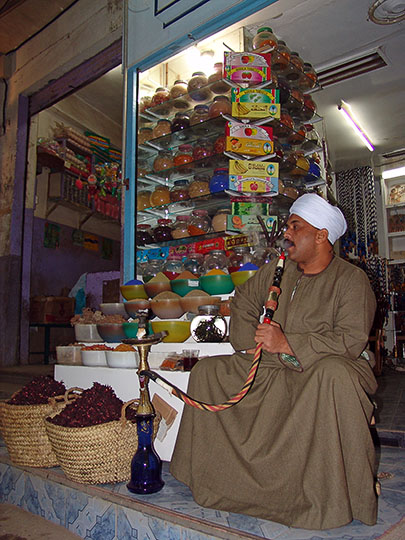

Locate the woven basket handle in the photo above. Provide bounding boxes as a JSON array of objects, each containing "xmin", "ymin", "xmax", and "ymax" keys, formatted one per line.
[
  {"xmin": 48, "ymin": 387, "xmax": 83, "ymax": 408},
  {"xmin": 120, "ymin": 398, "xmax": 139, "ymax": 426}
]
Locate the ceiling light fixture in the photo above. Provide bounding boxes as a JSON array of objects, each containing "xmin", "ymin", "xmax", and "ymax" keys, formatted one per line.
[
  {"xmin": 337, "ymin": 100, "xmax": 375, "ymax": 152},
  {"xmin": 382, "ymin": 166, "xmax": 405, "ymax": 179}
]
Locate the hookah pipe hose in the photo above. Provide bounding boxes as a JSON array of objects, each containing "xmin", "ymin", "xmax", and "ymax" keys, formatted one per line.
[{"xmin": 141, "ymin": 252, "xmax": 286, "ymax": 412}]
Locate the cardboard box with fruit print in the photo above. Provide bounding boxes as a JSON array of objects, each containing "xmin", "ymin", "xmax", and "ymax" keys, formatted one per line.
[
  {"xmin": 225, "ymin": 121, "xmax": 274, "ymax": 156},
  {"xmin": 228, "ymin": 159, "xmax": 279, "ymax": 194},
  {"xmin": 231, "ymin": 87, "xmax": 280, "ymax": 119},
  {"xmin": 224, "ymin": 51, "xmax": 272, "ymax": 85}
]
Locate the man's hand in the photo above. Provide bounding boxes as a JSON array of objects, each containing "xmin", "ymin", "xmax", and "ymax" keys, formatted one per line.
[{"xmin": 253, "ymin": 321, "xmax": 294, "ymax": 355}]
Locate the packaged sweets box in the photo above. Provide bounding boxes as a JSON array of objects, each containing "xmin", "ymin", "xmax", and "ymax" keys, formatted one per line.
[
  {"xmin": 227, "ymin": 215, "xmax": 277, "ymax": 233},
  {"xmin": 225, "ymin": 121, "xmax": 274, "ymax": 156},
  {"xmin": 29, "ymin": 296, "xmax": 75, "ymax": 323},
  {"xmin": 223, "ymin": 51, "xmax": 272, "ymax": 84},
  {"xmin": 231, "ymin": 88, "xmax": 280, "ymax": 119},
  {"xmin": 229, "ymin": 159, "xmax": 279, "ymax": 194}
]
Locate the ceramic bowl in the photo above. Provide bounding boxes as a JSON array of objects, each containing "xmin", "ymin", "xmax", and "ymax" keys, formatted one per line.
[
  {"xmin": 122, "ymin": 322, "xmax": 139, "ymax": 339},
  {"xmin": 150, "ymin": 320, "xmax": 191, "ymax": 343},
  {"xmin": 144, "ymin": 280, "xmax": 172, "ymax": 298},
  {"xmin": 180, "ymin": 294, "xmax": 220, "ymax": 315},
  {"xmin": 150, "ymin": 297, "xmax": 184, "ymax": 319},
  {"xmin": 81, "ymin": 349, "xmax": 108, "ymax": 367},
  {"xmin": 99, "ymin": 303, "xmax": 129, "ymax": 319},
  {"xmin": 96, "ymin": 323, "xmax": 126, "ymax": 343},
  {"xmin": 230, "ymin": 270, "xmax": 257, "ymax": 287},
  {"xmin": 74, "ymin": 324, "xmax": 102, "ymax": 343},
  {"xmin": 124, "ymin": 299, "xmax": 151, "ymax": 318},
  {"xmin": 106, "ymin": 350, "xmax": 139, "ymax": 368},
  {"xmin": 171, "ymin": 278, "xmax": 202, "ymax": 297},
  {"xmin": 120, "ymin": 284, "xmax": 148, "ymax": 300},
  {"xmin": 199, "ymin": 274, "xmax": 234, "ymax": 295}
]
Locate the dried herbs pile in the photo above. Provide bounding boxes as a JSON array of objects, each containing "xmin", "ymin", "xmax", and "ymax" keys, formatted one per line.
[
  {"xmin": 48, "ymin": 382, "xmax": 137, "ymax": 427},
  {"xmin": 7, "ymin": 376, "xmax": 66, "ymax": 405}
]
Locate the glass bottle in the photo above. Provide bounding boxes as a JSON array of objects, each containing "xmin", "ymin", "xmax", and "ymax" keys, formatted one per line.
[
  {"xmin": 207, "ymin": 62, "xmax": 229, "ymax": 94},
  {"xmin": 252, "ymin": 27, "xmax": 278, "ymax": 52},
  {"xmin": 152, "ymin": 219, "xmax": 173, "ymax": 242},
  {"xmin": 190, "ymin": 104, "xmax": 210, "ymax": 126},
  {"xmin": 203, "ymin": 249, "xmax": 228, "ymax": 274},
  {"xmin": 228, "ymin": 246, "xmax": 252, "ymax": 273},
  {"xmin": 189, "ymin": 173, "xmax": 210, "ymax": 198},
  {"xmin": 136, "ymin": 224, "xmax": 153, "ymax": 246},
  {"xmin": 208, "ymin": 95, "xmax": 231, "ymax": 118},
  {"xmin": 170, "ymin": 179, "xmax": 190, "ymax": 202},
  {"xmin": 209, "ymin": 168, "xmax": 229, "ymax": 193},
  {"xmin": 212, "ymin": 208, "xmax": 231, "ymax": 232},
  {"xmin": 188, "ymin": 209, "xmax": 211, "ymax": 236},
  {"xmin": 187, "ymin": 72, "xmax": 212, "ymax": 102},
  {"xmin": 172, "ymin": 215, "xmax": 191, "ymax": 239},
  {"xmin": 171, "ymin": 112, "xmax": 190, "ymax": 134},
  {"xmin": 192, "ymin": 138, "xmax": 213, "ymax": 162},
  {"xmin": 190, "ymin": 304, "xmax": 227, "ymax": 342},
  {"xmin": 152, "ymin": 119, "xmax": 171, "ymax": 139},
  {"xmin": 285, "ymin": 52, "xmax": 304, "ymax": 82},
  {"xmin": 169, "ymin": 80, "xmax": 189, "ymax": 110},
  {"xmin": 150, "ymin": 185, "xmax": 171, "ymax": 207},
  {"xmin": 173, "ymin": 144, "xmax": 194, "ymax": 166},
  {"xmin": 153, "ymin": 150, "xmax": 174, "ymax": 172},
  {"xmin": 271, "ymin": 40, "xmax": 290, "ymax": 72}
]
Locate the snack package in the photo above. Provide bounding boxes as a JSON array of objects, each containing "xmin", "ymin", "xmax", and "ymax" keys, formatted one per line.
[
  {"xmin": 231, "ymin": 87, "xmax": 280, "ymax": 119},
  {"xmin": 225, "ymin": 121, "xmax": 273, "ymax": 156},
  {"xmin": 227, "ymin": 215, "xmax": 277, "ymax": 233},
  {"xmin": 224, "ymin": 52, "xmax": 272, "ymax": 85},
  {"xmin": 229, "ymin": 159, "xmax": 279, "ymax": 194}
]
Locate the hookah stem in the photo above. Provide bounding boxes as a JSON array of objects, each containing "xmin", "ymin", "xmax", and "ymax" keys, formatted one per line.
[{"xmin": 143, "ymin": 252, "xmax": 286, "ymax": 412}]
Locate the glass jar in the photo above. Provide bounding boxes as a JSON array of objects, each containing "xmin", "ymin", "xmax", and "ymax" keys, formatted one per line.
[
  {"xmin": 209, "ymin": 168, "xmax": 228, "ymax": 193},
  {"xmin": 190, "ymin": 304, "xmax": 227, "ymax": 342},
  {"xmin": 252, "ymin": 247, "xmax": 277, "ymax": 268},
  {"xmin": 300, "ymin": 94, "xmax": 317, "ymax": 122},
  {"xmin": 137, "ymin": 190, "xmax": 152, "ymax": 211},
  {"xmin": 286, "ymin": 88, "xmax": 304, "ymax": 117},
  {"xmin": 173, "ymin": 144, "xmax": 194, "ymax": 166},
  {"xmin": 150, "ymin": 185, "xmax": 171, "ymax": 207},
  {"xmin": 150, "ymin": 87, "xmax": 171, "ymax": 115},
  {"xmin": 153, "ymin": 150, "xmax": 174, "ymax": 172},
  {"xmin": 139, "ymin": 95, "xmax": 152, "ymax": 113},
  {"xmin": 170, "ymin": 179, "xmax": 190, "ymax": 202},
  {"xmin": 305, "ymin": 159, "xmax": 321, "ymax": 182},
  {"xmin": 208, "ymin": 95, "xmax": 231, "ymax": 118},
  {"xmin": 272, "ymin": 137, "xmax": 284, "ymax": 164},
  {"xmin": 207, "ymin": 62, "xmax": 229, "ymax": 94},
  {"xmin": 212, "ymin": 208, "xmax": 231, "ymax": 232},
  {"xmin": 137, "ymin": 159, "xmax": 150, "ymax": 179},
  {"xmin": 184, "ymin": 253, "xmax": 204, "ymax": 277},
  {"xmin": 163, "ymin": 255, "xmax": 183, "ymax": 280},
  {"xmin": 300, "ymin": 63, "xmax": 318, "ymax": 91},
  {"xmin": 213, "ymin": 134, "xmax": 226, "ymax": 154},
  {"xmin": 169, "ymin": 80, "xmax": 189, "ymax": 110},
  {"xmin": 171, "ymin": 112, "xmax": 190, "ymax": 134},
  {"xmin": 203, "ymin": 249, "xmax": 228, "ymax": 274},
  {"xmin": 138, "ymin": 126, "xmax": 154, "ymax": 144},
  {"xmin": 172, "ymin": 215, "xmax": 191, "ymax": 239},
  {"xmin": 153, "ymin": 119, "xmax": 171, "ymax": 139},
  {"xmin": 189, "ymin": 173, "xmax": 210, "ymax": 198},
  {"xmin": 252, "ymin": 27, "xmax": 278, "ymax": 52},
  {"xmin": 271, "ymin": 40, "xmax": 290, "ymax": 72},
  {"xmin": 136, "ymin": 224, "xmax": 153, "ymax": 246},
  {"xmin": 152, "ymin": 218, "xmax": 173, "ymax": 242},
  {"xmin": 274, "ymin": 112, "xmax": 294, "ymax": 140},
  {"xmin": 188, "ymin": 209, "xmax": 211, "ymax": 236},
  {"xmin": 289, "ymin": 152, "xmax": 310, "ymax": 177},
  {"xmin": 285, "ymin": 52, "xmax": 304, "ymax": 82},
  {"xmin": 301, "ymin": 126, "xmax": 320, "ymax": 152},
  {"xmin": 187, "ymin": 72, "xmax": 212, "ymax": 102},
  {"xmin": 190, "ymin": 104, "xmax": 210, "ymax": 126},
  {"xmin": 193, "ymin": 138, "xmax": 213, "ymax": 162},
  {"xmin": 142, "ymin": 258, "xmax": 164, "ymax": 282},
  {"xmin": 288, "ymin": 124, "xmax": 307, "ymax": 146},
  {"xmin": 281, "ymin": 179, "xmax": 300, "ymax": 200},
  {"xmin": 228, "ymin": 246, "xmax": 252, "ymax": 273}
]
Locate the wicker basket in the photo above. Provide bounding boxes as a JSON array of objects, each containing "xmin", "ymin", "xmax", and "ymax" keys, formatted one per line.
[
  {"xmin": 44, "ymin": 399, "xmax": 160, "ymax": 484},
  {"xmin": 0, "ymin": 389, "xmax": 80, "ymax": 468}
]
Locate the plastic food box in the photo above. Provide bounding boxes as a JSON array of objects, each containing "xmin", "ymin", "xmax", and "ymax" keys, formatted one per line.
[{"xmin": 56, "ymin": 345, "xmax": 82, "ymax": 365}]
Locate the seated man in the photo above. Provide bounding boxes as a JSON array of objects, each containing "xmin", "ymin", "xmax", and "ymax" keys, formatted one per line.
[{"xmin": 170, "ymin": 193, "xmax": 378, "ymax": 530}]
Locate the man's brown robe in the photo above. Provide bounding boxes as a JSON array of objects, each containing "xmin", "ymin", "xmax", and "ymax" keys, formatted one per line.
[{"xmin": 170, "ymin": 256, "xmax": 378, "ymax": 530}]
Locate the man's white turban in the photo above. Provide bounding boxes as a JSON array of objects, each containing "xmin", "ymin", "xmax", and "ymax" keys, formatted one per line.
[{"xmin": 289, "ymin": 193, "xmax": 347, "ymax": 245}]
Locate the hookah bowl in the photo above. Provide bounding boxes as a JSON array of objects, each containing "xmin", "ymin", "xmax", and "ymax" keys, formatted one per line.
[{"xmin": 125, "ymin": 332, "xmax": 167, "ymax": 495}]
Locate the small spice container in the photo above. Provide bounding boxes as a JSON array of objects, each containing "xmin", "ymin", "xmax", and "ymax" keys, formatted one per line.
[
  {"xmin": 188, "ymin": 209, "xmax": 211, "ymax": 236},
  {"xmin": 172, "ymin": 215, "xmax": 191, "ymax": 239},
  {"xmin": 153, "ymin": 119, "xmax": 171, "ymax": 139},
  {"xmin": 169, "ymin": 80, "xmax": 189, "ymax": 110},
  {"xmin": 190, "ymin": 304, "xmax": 227, "ymax": 343},
  {"xmin": 289, "ymin": 152, "xmax": 310, "ymax": 177},
  {"xmin": 184, "ymin": 253, "xmax": 204, "ymax": 276},
  {"xmin": 171, "ymin": 112, "xmax": 190, "ymax": 134},
  {"xmin": 271, "ymin": 40, "xmax": 290, "ymax": 72},
  {"xmin": 189, "ymin": 173, "xmax": 210, "ymax": 198},
  {"xmin": 136, "ymin": 224, "xmax": 153, "ymax": 246},
  {"xmin": 207, "ymin": 62, "xmax": 230, "ymax": 94},
  {"xmin": 138, "ymin": 126, "xmax": 154, "ymax": 144},
  {"xmin": 139, "ymin": 95, "xmax": 152, "ymax": 113},
  {"xmin": 173, "ymin": 144, "xmax": 193, "ymax": 167},
  {"xmin": 137, "ymin": 190, "xmax": 152, "ymax": 211},
  {"xmin": 252, "ymin": 27, "xmax": 278, "ymax": 52},
  {"xmin": 208, "ymin": 95, "xmax": 231, "ymax": 118},
  {"xmin": 301, "ymin": 126, "xmax": 320, "ymax": 152},
  {"xmin": 187, "ymin": 72, "xmax": 212, "ymax": 102},
  {"xmin": 190, "ymin": 104, "xmax": 210, "ymax": 126},
  {"xmin": 192, "ymin": 138, "xmax": 213, "ymax": 162},
  {"xmin": 212, "ymin": 208, "xmax": 231, "ymax": 232},
  {"xmin": 152, "ymin": 219, "xmax": 173, "ymax": 242},
  {"xmin": 285, "ymin": 52, "xmax": 304, "ymax": 82},
  {"xmin": 153, "ymin": 150, "xmax": 174, "ymax": 172},
  {"xmin": 170, "ymin": 179, "xmax": 190, "ymax": 202},
  {"xmin": 300, "ymin": 63, "xmax": 318, "ymax": 91},
  {"xmin": 150, "ymin": 185, "xmax": 171, "ymax": 206},
  {"xmin": 209, "ymin": 168, "xmax": 229, "ymax": 193}
]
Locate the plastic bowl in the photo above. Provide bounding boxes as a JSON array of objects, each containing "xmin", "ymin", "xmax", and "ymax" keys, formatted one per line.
[
  {"xmin": 199, "ymin": 274, "xmax": 234, "ymax": 295},
  {"xmin": 150, "ymin": 320, "xmax": 191, "ymax": 343},
  {"xmin": 81, "ymin": 349, "xmax": 108, "ymax": 367},
  {"xmin": 230, "ymin": 270, "xmax": 257, "ymax": 287},
  {"xmin": 74, "ymin": 324, "xmax": 102, "ymax": 343},
  {"xmin": 124, "ymin": 299, "xmax": 151, "ymax": 319},
  {"xmin": 106, "ymin": 350, "xmax": 139, "ymax": 368},
  {"xmin": 144, "ymin": 281, "xmax": 172, "ymax": 298},
  {"xmin": 96, "ymin": 323, "xmax": 126, "ymax": 343},
  {"xmin": 150, "ymin": 297, "xmax": 184, "ymax": 319},
  {"xmin": 120, "ymin": 284, "xmax": 148, "ymax": 300},
  {"xmin": 180, "ymin": 294, "xmax": 220, "ymax": 315},
  {"xmin": 100, "ymin": 303, "xmax": 129, "ymax": 319},
  {"xmin": 171, "ymin": 278, "xmax": 202, "ymax": 297},
  {"xmin": 122, "ymin": 322, "xmax": 139, "ymax": 339}
]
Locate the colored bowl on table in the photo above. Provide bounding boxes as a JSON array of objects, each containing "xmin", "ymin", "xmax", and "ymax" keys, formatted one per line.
[
  {"xmin": 124, "ymin": 299, "xmax": 151, "ymax": 319},
  {"xmin": 230, "ymin": 270, "xmax": 257, "ymax": 287},
  {"xmin": 120, "ymin": 284, "xmax": 148, "ymax": 300},
  {"xmin": 96, "ymin": 323, "xmax": 126, "ymax": 343},
  {"xmin": 144, "ymin": 280, "xmax": 172, "ymax": 298},
  {"xmin": 171, "ymin": 278, "xmax": 202, "ymax": 297},
  {"xmin": 81, "ymin": 349, "xmax": 108, "ymax": 367},
  {"xmin": 106, "ymin": 350, "xmax": 139, "ymax": 368},
  {"xmin": 150, "ymin": 320, "xmax": 191, "ymax": 343},
  {"xmin": 150, "ymin": 297, "xmax": 184, "ymax": 319},
  {"xmin": 122, "ymin": 322, "xmax": 139, "ymax": 339},
  {"xmin": 199, "ymin": 274, "xmax": 234, "ymax": 295},
  {"xmin": 100, "ymin": 303, "xmax": 129, "ymax": 319},
  {"xmin": 180, "ymin": 294, "xmax": 220, "ymax": 315}
]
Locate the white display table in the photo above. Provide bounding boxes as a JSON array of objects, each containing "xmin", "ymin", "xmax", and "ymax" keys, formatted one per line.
[{"xmin": 54, "ymin": 342, "xmax": 234, "ymax": 462}]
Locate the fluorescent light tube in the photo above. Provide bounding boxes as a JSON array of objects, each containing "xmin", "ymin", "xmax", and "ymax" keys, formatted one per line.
[
  {"xmin": 382, "ymin": 166, "xmax": 405, "ymax": 179},
  {"xmin": 338, "ymin": 100, "xmax": 374, "ymax": 152}
]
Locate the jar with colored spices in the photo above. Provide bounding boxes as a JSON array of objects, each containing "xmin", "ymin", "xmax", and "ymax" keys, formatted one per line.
[
  {"xmin": 289, "ymin": 152, "xmax": 310, "ymax": 177},
  {"xmin": 152, "ymin": 219, "xmax": 173, "ymax": 242},
  {"xmin": 209, "ymin": 168, "xmax": 228, "ymax": 193},
  {"xmin": 153, "ymin": 150, "xmax": 174, "ymax": 172},
  {"xmin": 189, "ymin": 173, "xmax": 210, "ymax": 198},
  {"xmin": 208, "ymin": 95, "xmax": 231, "ymax": 118},
  {"xmin": 271, "ymin": 40, "xmax": 290, "ymax": 72},
  {"xmin": 153, "ymin": 119, "xmax": 171, "ymax": 139},
  {"xmin": 150, "ymin": 87, "xmax": 171, "ymax": 115},
  {"xmin": 285, "ymin": 52, "xmax": 304, "ymax": 82},
  {"xmin": 138, "ymin": 126, "xmax": 154, "ymax": 144},
  {"xmin": 190, "ymin": 104, "xmax": 210, "ymax": 126},
  {"xmin": 170, "ymin": 179, "xmax": 190, "ymax": 202},
  {"xmin": 252, "ymin": 27, "xmax": 278, "ymax": 52},
  {"xmin": 136, "ymin": 224, "xmax": 153, "ymax": 246},
  {"xmin": 273, "ymin": 112, "xmax": 294, "ymax": 140},
  {"xmin": 212, "ymin": 208, "xmax": 231, "ymax": 232},
  {"xmin": 286, "ymin": 88, "xmax": 304, "ymax": 117},
  {"xmin": 207, "ymin": 62, "xmax": 229, "ymax": 94},
  {"xmin": 188, "ymin": 209, "xmax": 211, "ymax": 236},
  {"xmin": 163, "ymin": 255, "xmax": 183, "ymax": 280},
  {"xmin": 173, "ymin": 144, "xmax": 194, "ymax": 166},
  {"xmin": 213, "ymin": 134, "xmax": 226, "ymax": 154},
  {"xmin": 203, "ymin": 250, "xmax": 228, "ymax": 273},
  {"xmin": 192, "ymin": 138, "xmax": 213, "ymax": 162},
  {"xmin": 187, "ymin": 72, "xmax": 212, "ymax": 102},
  {"xmin": 300, "ymin": 94, "xmax": 317, "ymax": 122},
  {"xmin": 184, "ymin": 253, "xmax": 203, "ymax": 276},
  {"xmin": 137, "ymin": 190, "xmax": 152, "ymax": 211},
  {"xmin": 169, "ymin": 80, "xmax": 189, "ymax": 110},
  {"xmin": 228, "ymin": 246, "xmax": 252, "ymax": 273},
  {"xmin": 150, "ymin": 185, "xmax": 171, "ymax": 207},
  {"xmin": 300, "ymin": 63, "xmax": 318, "ymax": 91},
  {"xmin": 139, "ymin": 95, "xmax": 152, "ymax": 113},
  {"xmin": 171, "ymin": 112, "xmax": 190, "ymax": 134},
  {"xmin": 143, "ymin": 258, "xmax": 164, "ymax": 282},
  {"xmin": 288, "ymin": 124, "xmax": 307, "ymax": 146},
  {"xmin": 172, "ymin": 215, "xmax": 191, "ymax": 239}
]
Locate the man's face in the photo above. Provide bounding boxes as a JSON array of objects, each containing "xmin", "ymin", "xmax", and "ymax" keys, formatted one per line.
[{"xmin": 283, "ymin": 214, "xmax": 321, "ymax": 264}]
